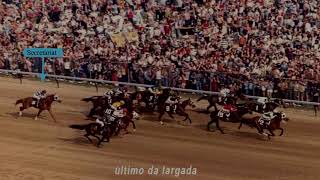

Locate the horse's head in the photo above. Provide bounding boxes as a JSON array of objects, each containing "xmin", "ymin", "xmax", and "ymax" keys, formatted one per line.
[
  {"xmin": 183, "ymin": 98, "xmax": 196, "ymax": 108},
  {"xmin": 274, "ymin": 111, "xmax": 289, "ymax": 123},
  {"xmin": 46, "ymin": 94, "xmax": 62, "ymax": 103},
  {"xmin": 132, "ymin": 111, "xmax": 140, "ymax": 120},
  {"xmin": 53, "ymin": 94, "xmax": 62, "ymax": 103}
]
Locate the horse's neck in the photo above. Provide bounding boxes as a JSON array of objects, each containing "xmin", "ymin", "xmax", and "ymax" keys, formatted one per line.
[
  {"xmin": 45, "ymin": 96, "xmax": 54, "ymax": 105},
  {"xmin": 181, "ymin": 101, "xmax": 188, "ymax": 109}
]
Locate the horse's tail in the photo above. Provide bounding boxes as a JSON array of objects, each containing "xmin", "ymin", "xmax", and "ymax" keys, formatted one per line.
[
  {"xmin": 197, "ymin": 95, "xmax": 208, "ymax": 102},
  {"xmin": 15, "ymin": 99, "xmax": 23, "ymax": 106},
  {"xmin": 69, "ymin": 124, "xmax": 88, "ymax": 130},
  {"xmin": 82, "ymin": 96, "xmax": 96, "ymax": 102}
]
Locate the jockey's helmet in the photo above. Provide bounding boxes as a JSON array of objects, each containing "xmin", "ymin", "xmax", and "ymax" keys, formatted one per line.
[
  {"xmin": 112, "ymin": 102, "xmax": 121, "ymax": 108},
  {"xmin": 120, "ymin": 100, "xmax": 125, "ymax": 106}
]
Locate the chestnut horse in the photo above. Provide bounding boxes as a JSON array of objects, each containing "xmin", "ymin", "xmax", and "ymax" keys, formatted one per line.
[
  {"xmin": 15, "ymin": 94, "xmax": 61, "ymax": 122},
  {"xmin": 238, "ymin": 112, "xmax": 289, "ymax": 139}
]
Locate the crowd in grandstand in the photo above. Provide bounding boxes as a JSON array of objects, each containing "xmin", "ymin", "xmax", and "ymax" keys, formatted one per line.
[{"xmin": 0, "ymin": 0, "xmax": 319, "ymax": 101}]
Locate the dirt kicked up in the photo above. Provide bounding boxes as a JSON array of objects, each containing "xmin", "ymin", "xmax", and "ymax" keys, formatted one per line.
[{"xmin": 0, "ymin": 76, "xmax": 320, "ymax": 180}]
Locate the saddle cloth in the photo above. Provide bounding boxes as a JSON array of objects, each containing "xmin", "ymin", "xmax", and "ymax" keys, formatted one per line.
[
  {"xmin": 217, "ymin": 109, "xmax": 231, "ymax": 118},
  {"xmin": 258, "ymin": 112, "xmax": 276, "ymax": 126}
]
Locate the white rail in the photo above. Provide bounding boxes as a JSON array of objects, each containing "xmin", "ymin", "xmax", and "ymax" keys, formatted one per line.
[{"xmin": 1, "ymin": 69, "xmax": 319, "ymax": 106}]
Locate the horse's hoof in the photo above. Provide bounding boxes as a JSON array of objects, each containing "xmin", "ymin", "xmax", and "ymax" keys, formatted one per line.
[
  {"xmin": 18, "ymin": 111, "xmax": 22, "ymax": 117},
  {"xmin": 133, "ymin": 129, "xmax": 136, "ymax": 132},
  {"xmin": 160, "ymin": 121, "xmax": 164, "ymax": 125},
  {"xmin": 34, "ymin": 117, "xmax": 38, "ymax": 121}
]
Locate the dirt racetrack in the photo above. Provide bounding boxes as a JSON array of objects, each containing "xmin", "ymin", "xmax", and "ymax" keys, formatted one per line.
[{"xmin": 0, "ymin": 76, "xmax": 320, "ymax": 180}]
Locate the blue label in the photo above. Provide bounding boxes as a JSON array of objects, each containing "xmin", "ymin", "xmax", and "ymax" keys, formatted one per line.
[{"xmin": 23, "ymin": 48, "xmax": 64, "ymax": 58}]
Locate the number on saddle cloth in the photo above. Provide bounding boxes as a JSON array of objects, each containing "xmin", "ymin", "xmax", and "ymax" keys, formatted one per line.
[
  {"xmin": 218, "ymin": 110, "xmax": 230, "ymax": 118},
  {"xmin": 105, "ymin": 108, "xmax": 113, "ymax": 115},
  {"xmin": 258, "ymin": 113, "xmax": 272, "ymax": 126},
  {"xmin": 165, "ymin": 105, "xmax": 170, "ymax": 112},
  {"xmin": 107, "ymin": 97, "xmax": 112, "ymax": 104}
]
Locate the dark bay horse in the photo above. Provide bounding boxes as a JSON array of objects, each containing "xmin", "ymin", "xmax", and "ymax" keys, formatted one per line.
[
  {"xmin": 197, "ymin": 94, "xmax": 241, "ymax": 112},
  {"xmin": 82, "ymin": 96, "xmax": 109, "ymax": 118},
  {"xmin": 238, "ymin": 112, "xmax": 289, "ymax": 139},
  {"xmin": 207, "ymin": 104, "xmax": 251, "ymax": 134},
  {"xmin": 69, "ymin": 122, "xmax": 111, "ymax": 147},
  {"xmin": 158, "ymin": 98, "xmax": 196, "ymax": 125},
  {"xmin": 15, "ymin": 94, "xmax": 61, "ymax": 122},
  {"xmin": 246, "ymin": 99, "xmax": 285, "ymax": 114}
]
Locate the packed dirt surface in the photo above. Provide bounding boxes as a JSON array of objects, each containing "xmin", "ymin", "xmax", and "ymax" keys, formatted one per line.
[{"xmin": 0, "ymin": 76, "xmax": 319, "ymax": 180}]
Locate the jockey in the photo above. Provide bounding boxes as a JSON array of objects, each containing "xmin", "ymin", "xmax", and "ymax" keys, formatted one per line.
[
  {"xmin": 104, "ymin": 89, "xmax": 114, "ymax": 97},
  {"xmin": 113, "ymin": 87, "xmax": 123, "ymax": 97},
  {"xmin": 220, "ymin": 87, "xmax": 230, "ymax": 103},
  {"xmin": 257, "ymin": 97, "xmax": 269, "ymax": 110},
  {"xmin": 33, "ymin": 90, "xmax": 47, "ymax": 107},
  {"xmin": 103, "ymin": 90, "xmax": 114, "ymax": 104},
  {"xmin": 137, "ymin": 86, "xmax": 146, "ymax": 92},
  {"xmin": 148, "ymin": 87, "xmax": 157, "ymax": 94}
]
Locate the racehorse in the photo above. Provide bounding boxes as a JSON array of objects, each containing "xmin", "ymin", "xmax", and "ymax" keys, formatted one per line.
[
  {"xmin": 82, "ymin": 92, "xmax": 129, "ymax": 118},
  {"xmin": 114, "ymin": 111, "xmax": 140, "ymax": 136},
  {"xmin": 130, "ymin": 90, "xmax": 158, "ymax": 112},
  {"xmin": 207, "ymin": 104, "xmax": 251, "ymax": 134},
  {"xmin": 82, "ymin": 96, "xmax": 109, "ymax": 118},
  {"xmin": 69, "ymin": 123, "xmax": 111, "ymax": 147},
  {"xmin": 246, "ymin": 99, "xmax": 285, "ymax": 114},
  {"xmin": 238, "ymin": 112, "xmax": 289, "ymax": 139},
  {"xmin": 15, "ymin": 94, "xmax": 61, "ymax": 122},
  {"xmin": 197, "ymin": 94, "xmax": 240, "ymax": 112},
  {"xmin": 158, "ymin": 98, "xmax": 196, "ymax": 125}
]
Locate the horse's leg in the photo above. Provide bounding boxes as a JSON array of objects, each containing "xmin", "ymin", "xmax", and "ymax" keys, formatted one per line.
[
  {"xmin": 314, "ymin": 105, "xmax": 317, "ymax": 116},
  {"xmin": 84, "ymin": 133, "xmax": 93, "ymax": 144},
  {"xmin": 167, "ymin": 112, "xmax": 174, "ymax": 119},
  {"xmin": 278, "ymin": 128, "xmax": 284, "ymax": 136},
  {"xmin": 213, "ymin": 103, "xmax": 218, "ymax": 112},
  {"xmin": 207, "ymin": 119, "xmax": 215, "ymax": 131},
  {"xmin": 131, "ymin": 120, "xmax": 136, "ymax": 132},
  {"xmin": 267, "ymin": 127, "xmax": 275, "ymax": 136},
  {"xmin": 216, "ymin": 118, "xmax": 225, "ymax": 134},
  {"xmin": 88, "ymin": 107, "xmax": 95, "ymax": 117},
  {"xmin": 158, "ymin": 112, "xmax": 164, "ymax": 125},
  {"xmin": 34, "ymin": 110, "xmax": 43, "ymax": 120},
  {"xmin": 19, "ymin": 106, "xmax": 25, "ymax": 117},
  {"xmin": 187, "ymin": 114, "xmax": 192, "ymax": 124},
  {"xmin": 181, "ymin": 113, "xmax": 192, "ymax": 124},
  {"xmin": 206, "ymin": 104, "xmax": 213, "ymax": 112},
  {"xmin": 238, "ymin": 121, "xmax": 243, "ymax": 129},
  {"xmin": 92, "ymin": 135, "xmax": 101, "ymax": 142},
  {"xmin": 97, "ymin": 137, "xmax": 103, "ymax": 147},
  {"xmin": 48, "ymin": 109, "xmax": 57, "ymax": 122}
]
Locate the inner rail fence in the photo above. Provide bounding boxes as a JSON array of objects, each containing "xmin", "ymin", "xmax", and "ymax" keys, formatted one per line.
[{"xmin": 0, "ymin": 69, "xmax": 320, "ymax": 106}]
